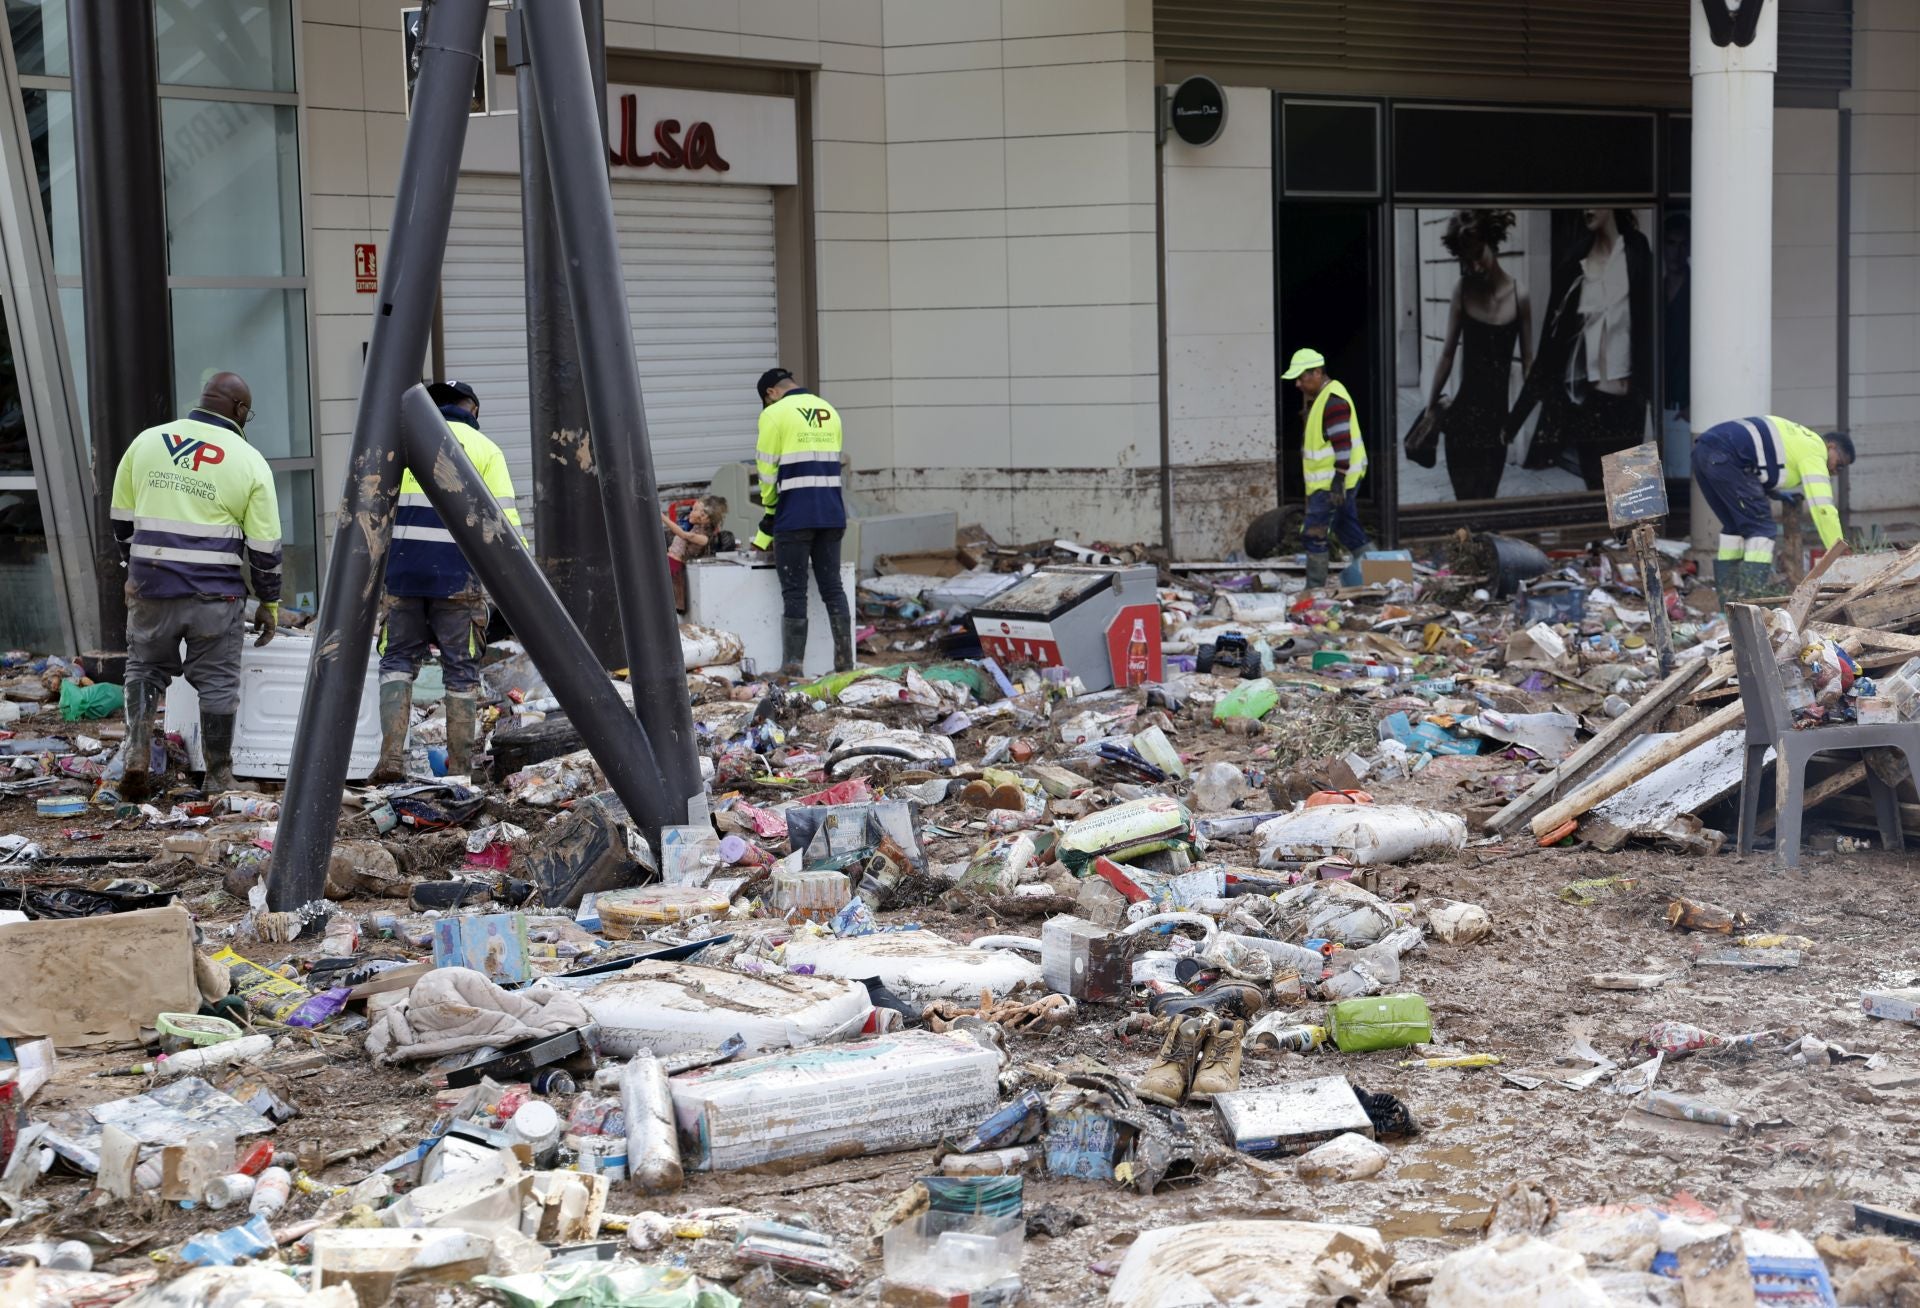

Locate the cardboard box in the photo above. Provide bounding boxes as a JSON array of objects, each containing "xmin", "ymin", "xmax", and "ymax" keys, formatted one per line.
[
  {"xmin": 1041, "ymin": 915, "xmax": 1126, "ymax": 1002},
  {"xmin": 1862, "ymin": 987, "xmax": 1920, "ymax": 1026},
  {"xmin": 1360, "ymin": 556, "xmax": 1416, "ymax": 585},
  {"xmin": 1210, "ymin": 1076, "xmax": 1374, "ymax": 1157},
  {"xmin": 670, "ymin": 1030, "xmax": 1000, "ymax": 1171}
]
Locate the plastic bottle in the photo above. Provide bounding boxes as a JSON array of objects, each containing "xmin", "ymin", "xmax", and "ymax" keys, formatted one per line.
[
  {"xmin": 248, "ymin": 1167, "xmax": 292, "ymax": 1218},
  {"xmin": 0, "ymin": 1240, "xmax": 92, "ymax": 1270},
  {"xmin": 621, "ymin": 1052, "xmax": 684, "ymax": 1194},
  {"xmin": 509, "ymin": 1101, "xmax": 561, "ymax": 1158},
  {"xmin": 203, "ymin": 1173, "xmax": 257, "ymax": 1210},
  {"xmin": 1190, "ymin": 761, "xmax": 1247, "ymax": 813}
]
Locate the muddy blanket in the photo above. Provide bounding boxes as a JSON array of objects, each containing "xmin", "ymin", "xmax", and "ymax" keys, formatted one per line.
[{"xmin": 364, "ymin": 966, "xmax": 592, "ymax": 1064}]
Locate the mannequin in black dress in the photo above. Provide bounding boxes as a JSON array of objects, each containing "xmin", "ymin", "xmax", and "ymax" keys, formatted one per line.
[{"xmin": 1409, "ymin": 210, "xmax": 1534, "ymax": 501}]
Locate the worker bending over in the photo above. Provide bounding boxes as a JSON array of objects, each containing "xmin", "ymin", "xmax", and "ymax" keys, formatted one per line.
[{"xmin": 1693, "ymin": 415, "xmax": 1852, "ymax": 602}]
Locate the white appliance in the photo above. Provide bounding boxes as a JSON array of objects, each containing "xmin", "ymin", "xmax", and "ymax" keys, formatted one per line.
[
  {"xmin": 164, "ymin": 631, "xmax": 384, "ymax": 779},
  {"xmin": 686, "ymin": 555, "xmax": 856, "ymax": 678}
]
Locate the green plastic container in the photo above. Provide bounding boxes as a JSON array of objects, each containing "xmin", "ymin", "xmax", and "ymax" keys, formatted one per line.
[
  {"xmin": 59, "ymin": 679, "xmax": 124, "ymax": 721},
  {"xmin": 1212, "ymin": 676, "xmax": 1279, "ymax": 722},
  {"xmin": 1327, "ymin": 993, "xmax": 1432, "ymax": 1053}
]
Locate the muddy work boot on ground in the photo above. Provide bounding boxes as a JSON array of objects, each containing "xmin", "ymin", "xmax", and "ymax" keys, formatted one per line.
[
  {"xmin": 1187, "ymin": 1018, "xmax": 1246, "ymax": 1103},
  {"xmin": 831, "ymin": 613, "xmax": 855, "ymax": 673},
  {"xmin": 443, "ymin": 691, "xmax": 479, "ymax": 781},
  {"xmin": 777, "ymin": 618, "xmax": 808, "ymax": 679},
  {"xmin": 371, "ymin": 679, "xmax": 413, "ymax": 783},
  {"xmin": 1136, "ymin": 1013, "xmax": 1218, "ymax": 1108},
  {"xmin": 201, "ymin": 711, "xmax": 237, "ymax": 796},
  {"xmin": 1712, "ymin": 555, "xmax": 1740, "ymax": 606},
  {"xmin": 1304, "ymin": 551, "xmax": 1329, "ymax": 590},
  {"xmin": 1148, "ymin": 978, "xmax": 1268, "ymax": 1024},
  {"xmin": 119, "ymin": 681, "xmax": 158, "ymax": 801},
  {"xmin": 1742, "ymin": 559, "xmax": 1778, "ymax": 601}
]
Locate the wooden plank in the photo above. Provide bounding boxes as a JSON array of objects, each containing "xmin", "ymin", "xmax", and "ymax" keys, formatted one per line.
[
  {"xmin": 1840, "ymin": 579, "xmax": 1920, "ymax": 632},
  {"xmin": 1530, "ymin": 701, "xmax": 1746, "ymax": 838},
  {"xmin": 1786, "ymin": 540, "xmax": 1849, "ymax": 630},
  {"xmin": 1813, "ymin": 540, "xmax": 1920, "ymax": 622},
  {"xmin": 1808, "ymin": 623, "xmax": 1920, "ymax": 654},
  {"xmin": 1485, "ymin": 659, "xmax": 1710, "ymax": 834},
  {"xmin": 1758, "ymin": 761, "xmax": 1866, "ymax": 834}
]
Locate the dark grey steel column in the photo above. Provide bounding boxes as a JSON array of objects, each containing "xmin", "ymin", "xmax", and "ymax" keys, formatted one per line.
[
  {"xmin": 397, "ymin": 385, "xmax": 674, "ymax": 837},
  {"xmin": 267, "ymin": 0, "xmax": 491, "ymax": 910},
  {"xmin": 520, "ymin": 0, "xmax": 700, "ymax": 824},
  {"xmin": 516, "ymin": 0, "xmax": 620, "ymax": 667},
  {"xmin": 70, "ymin": 0, "xmax": 171, "ymax": 657}
]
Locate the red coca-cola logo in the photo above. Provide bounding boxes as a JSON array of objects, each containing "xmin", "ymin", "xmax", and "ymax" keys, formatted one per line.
[{"xmin": 610, "ymin": 95, "xmax": 731, "ymax": 173}]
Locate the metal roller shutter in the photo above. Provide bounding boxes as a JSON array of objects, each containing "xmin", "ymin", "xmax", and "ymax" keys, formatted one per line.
[{"xmin": 441, "ymin": 174, "xmax": 779, "ymax": 539}]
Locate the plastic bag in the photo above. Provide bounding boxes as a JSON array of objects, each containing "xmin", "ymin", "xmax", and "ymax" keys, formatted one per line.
[
  {"xmin": 59, "ymin": 680, "xmax": 124, "ymax": 721},
  {"xmin": 1326, "ymin": 992, "xmax": 1432, "ymax": 1053},
  {"xmin": 1056, "ymin": 796, "xmax": 1194, "ymax": 874},
  {"xmin": 1212, "ymin": 677, "xmax": 1278, "ymax": 722}
]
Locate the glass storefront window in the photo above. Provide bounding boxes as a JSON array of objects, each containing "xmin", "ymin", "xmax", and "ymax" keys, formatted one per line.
[
  {"xmin": 274, "ymin": 466, "xmax": 314, "ymax": 607},
  {"xmin": 172, "ymin": 287, "xmax": 311, "ymax": 460},
  {"xmin": 0, "ymin": 487, "xmax": 62, "ymax": 651},
  {"xmin": 155, "ymin": 0, "xmax": 295, "ymax": 95},
  {"xmin": 162, "ymin": 99, "xmax": 301, "ymax": 277},
  {"xmin": 20, "ymin": 88, "xmax": 77, "ymax": 277},
  {"xmin": 0, "ymin": 303, "xmax": 24, "ymax": 474},
  {"xmin": 5, "ymin": 0, "xmax": 67, "ymax": 78}
]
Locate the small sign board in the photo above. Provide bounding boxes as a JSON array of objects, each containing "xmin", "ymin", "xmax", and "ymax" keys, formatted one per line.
[
  {"xmin": 402, "ymin": 6, "xmax": 489, "ymax": 118},
  {"xmin": 1169, "ymin": 76, "xmax": 1227, "ymax": 147},
  {"xmin": 1104, "ymin": 604, "xmax": 1164, "ymax": 688},
  {"xmin": 353, "ymin": 243, "xmax": 378, "ymax": 294},
  {"xmin": 1601, "ymin": 444, "xmax": 1668, "ymax": 529}
]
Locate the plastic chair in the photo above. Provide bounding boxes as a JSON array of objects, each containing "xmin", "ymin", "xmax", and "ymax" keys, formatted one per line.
[{"xmin": 1728, "ymin": 603, "xmax": 1920, "ymax": 867}]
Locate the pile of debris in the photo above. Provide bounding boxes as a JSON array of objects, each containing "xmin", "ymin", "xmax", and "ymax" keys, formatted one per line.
[{"xmin": 2, "ymin": 531, "xmax": 1919, "ymax": 1307}]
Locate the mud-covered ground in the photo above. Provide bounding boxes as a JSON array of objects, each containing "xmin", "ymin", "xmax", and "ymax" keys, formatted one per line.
[{"xmin": 5, "ymin": 693, "xmax": 1920, "ymax": 1305}]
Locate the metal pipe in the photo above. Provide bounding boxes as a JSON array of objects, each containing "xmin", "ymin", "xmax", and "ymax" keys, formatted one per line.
[
  {"xmin": 266, "ymin": 0, "xmax": 492, "ymax": 911},
  {"xmin": 396, "ymin": 385, "xmax": 675, "ymax": 840},
  {"xmin": 521, "ymin": 0, "xmax": 700, "ymax": 828},
  {"xmin": 70, "ymin": 0, "xmax": 171, "ymax": 660},
  {"xmin": 517, "ymin": 0, "xmax": 621, "ymax": 667}
]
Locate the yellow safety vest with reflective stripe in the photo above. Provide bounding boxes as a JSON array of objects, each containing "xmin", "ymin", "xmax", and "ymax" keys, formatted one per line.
[
  {"xmin": 1770, "ymin": 417, "xmax": 1843, "ymax": 551},
  {"xmin": 1302, "ymin": 379, "xmax": 1367, "ymax": 493},
  {"xmin": 751, "ymin": 389, "xmax": 847, "ymax": 549},
  {"xmin": 385, "ymin": 415, "xmax": 523, "ymax": 597},
  {"xmin": 110, "ymin": 410, "xmax": 281, "ymax": 601}
]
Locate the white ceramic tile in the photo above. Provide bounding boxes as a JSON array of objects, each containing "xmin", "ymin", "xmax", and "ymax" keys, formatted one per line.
[
  {"xmin": 1847, "ymin": 253, "xmax": 1919, "ymax": 317},
  {"xmin": 889, "ymin": 237, "xmax": 1008, "ymax": 309},
  {"xmin": 882, "ymin": 41, "xmax": 1004, "ymax": 75},
  {"xmin": 1008, "ymin": 303, "xmax": 1150, "ymax": 376},
  {"xmin": 882, "ymin": 0, "xmax": 999, "ymax": 46},
  {"xmin": 1002, "ymin": 0, "xmax": 1130, "ymax": 39},
  {"xmin": 308, "ymin": 229, "xmax": 379, "ymax": 317},
  {"xmin": 1858, "ymin": 0, "xmax": 1920, "ymax": 31},
  {"xmin": 306, "ymin": 193, "xmax": 372, "ymax": 231},
  {"xmin": 1166, "ymin": 333, "xmax": 1277, "ymax": 420},
  {"xmin": 885, "ymin": 68, "xmax": 1003, "ymax": 142},
  {"xmin": 655, "ymin": 24, "xmax": 741, "ymax": 57},
  {"xmin": 1008, "ymin": 401, "xmax": 1150, "ymax": 467},
  {"xmin": 892, "ymin": 377, "xmax": 1011, "ymax": 405},
  {"xmin": 357, "ymin": 27, "xmax": 405, "ymax": 115},
  {"xmin": 301, "ymin": 22, "xmax": 364, "ymax": 111},
  {"xmin": 1000, "ymin": 32, "xmax": 1131, "ymax": 68},
  {"xmin": 361, "ymin": 111, "xmax": 408, "ymax": 198},
  {"xmin": 312, "ymin": 314, "xmax": 373, "ymax": 403},
  {"xmin": 815, "ymin": 210, "xmax": 890, "ymax": 240},
  {"xmin": 1849, "ymin": 312, "xmax": 1917, "ymax": 372},
  {"xmin": 1003, "ymin": 63, "xmax": 1133, "ymax": 139},
  {"xmin": 815, "ymin": 240, "xmax": 892, "ymax": 310},
  {"xmin": 821, "ymin": 40, "xmax": 884, "ymax": 74},
  {"xmin": 815, "ymin": 141, "xmax": 889, "ymax": 213},
  {"xmin": 817, "ymin": 309, "xmax": 894, "ymax": 380},
  {"xmin": 1772, "ymin": 315, "xmax": 1838, "ymax": 389},
  {"xmin": 1166, "ymin": 251, "xmax": 1274, "ymax": 336},
  {"xmin": 1164, "ymin": 166, "xmax": 1273, "ymax": 252},
  {"xmin": 1850, "ymin": 172, "xmax": 1915, "ymax": 234},
  {"xmin": 1858, "ymin": 31, "xmax": 1920, "ymax": 93},
  {"xmin": 739, "ymin": 34, "xmax": 819, "ymax": 64},
  {"xmin": 893, "ymin": 403, "xmax": 1012, "ymax": 466},
  {"xmin": 1005, "ymin": 203, "xmax": 1154, "ymax": 236},
  {"xmin": 1775, "ymin": 168, "xmax": 1838, "ymax": 239},
  {"xmin": 305, "ymin": 109, "xmax": 369, "ymax": 195},
  {"xmin": 837, "ymin": 404, "xmax": 894, "ymax": 469},
  {"xmin": 891, "ymin": 306, "xmax": 1010, "ymax": 376},
  {"xmin": 889, "ymin": 209, "xmax": 1008, "ymax": 239},
  {"xmin": 740, "ymin": 0, "xmax": 818, "ymax": 40},
  {"xmin": 602, "ymin": 0, "xmax": 658, "ymax": 24},
  {"xmin": 1169, "ymin": 413, "xmax": 1277, "ymax": 465},
  {"xmin": 1006, "ymin": 232, "xmax": 1153, "ymax": 307},
  {"xmin": 1011, "ymin": 373, "xmax": 1157, "ymax": 405},
  {"xmin": 820, "ymin": 0, "xmax": 882, "ymax": 45},
  {"xmin": 1850, "ymin": 112, "xmax": 1918, "ymax": 174},
  {"xmin": 656, "ymin": 0, "xmax": 739, "ymax": 33},
  {"xmin": 815, "ymin": 71, "xmax": 886, "ymax": 143},
  {"xmin": 886, "ymin": 139, "xmax": 1006, "ymax": 212},
  {"xmin": 1005, "ymin": 133, "xmax": 1151, "ymax": 209}
]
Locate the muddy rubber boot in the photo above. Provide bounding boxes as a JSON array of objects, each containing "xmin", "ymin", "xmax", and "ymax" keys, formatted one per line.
[
  {"xmin": 372, "ymin": 680, "xmax": 412, "ymax": 782},
  {"xmin": 1136, "ymin": 1013, "xmax": 1216, "ymax": 1108},
  {"xmin": 831, "ymin": 614, "xmax": 855, "ymax": 673},
  {"xmin": 1304, "ymin": 551, "xmax": 1329, "ymax": 590},
  {"xmin": 1743, "ymin": 560, "xmax": 1777, "ymax": 601},
  {"xmin": 1149, "ymin": 978, "xmax": 1268, "ymax": 1024},
  {"xmin": 120, "ymin": 681, "xmax": 157, "ymax": 801},
  {"xmin": 444, "ymin": 692, "xmax": 478, "ymax": 781},
  {"xmin": 1712, "ymin": 556, "xmax": 1737, "ymax": 607},
  {"xmin": 1188, "ymin": 1018, "xmax": 1246, "ymax": 1103},
  {"xmin": 201, "ymin": 711, "xmax": 237, "ymax": 796},
  {"xmin": 777, "ymin": 618, "xmax": 808, "ymax": 679}
]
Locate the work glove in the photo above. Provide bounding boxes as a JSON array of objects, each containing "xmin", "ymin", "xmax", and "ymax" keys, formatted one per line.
[
  {"xmin": 1327, "ymin": 479, "xmax": 1348, "ymax": 510},
  {"xmin": 1770, "ymin": 488, "xmax": 1804, "ymax": 508},
  {"xmin": 252, "ymin": 601, "xmax": 279, "ymax": 647},
  {"xmin": 751, "ymin": 513, "xmax": 776, "ymax": 552}
]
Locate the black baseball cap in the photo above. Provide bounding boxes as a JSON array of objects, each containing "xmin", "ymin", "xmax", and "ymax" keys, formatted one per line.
[
  {"xmin": 428, "ymin": 380, "xmax": 478, "ymax": 407},
  {"xmin": 1824, "ymin": 430, "xmax": 1856, "ymax": 463},
  {"xmin": 755, "ymin": 368, "xmax": 794, "ymax": 399}
]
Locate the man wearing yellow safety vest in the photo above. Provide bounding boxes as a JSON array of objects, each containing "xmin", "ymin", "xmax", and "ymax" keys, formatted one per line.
[
  {"xmin": 1281, "ymin": 347, "xmax": 1371, "ymax": 589},
  {"xmin": 1693, "ymin": 415, "xmax": 1853, "ymax": 602},
  {"xmin": 372, "ymin": 381, "xmax": 523, "ymax": 782},
  {"xmin": 110, "ymin": 371, "xmax": 281, "ymax": 799},
  {"xmin": 751, "ymin": 367, "xmax": 853, "ymax": 677}
]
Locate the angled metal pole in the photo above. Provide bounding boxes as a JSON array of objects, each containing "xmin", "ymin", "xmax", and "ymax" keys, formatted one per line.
[
  {"xmin": 266, "ymin": 0, "xmax": 491, "ymax": 911},
  {"xmin": 514, "ymin": 0, "xmax": 621, "ymax": 668},
  {"xmin": 397, "ymin": 385, "xmax": 674, "ymax": 840},
  {"xmin": 520, "ymin": 0, "xmax": 701, "ymax": 825},
  {"xmin": 70, "ymin": 0, "xmax": 171, "ymax": 660}
]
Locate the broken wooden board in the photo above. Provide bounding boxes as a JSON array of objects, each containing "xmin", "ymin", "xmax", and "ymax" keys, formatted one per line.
[
  {"xmin": 1581, "ymin": 729, "xmax": 1759, "ymax": 850},
  {"xmin": 1814, "ymin": 540, "xmax": 1920, "ymax": 622},
  {"xmin": 1531, "ymin": 701, "xmax": 1745, "ymax": 838},
  {"xmin": 1839, "ymin": 578, "xmax": 1920, "ymax": 633}
]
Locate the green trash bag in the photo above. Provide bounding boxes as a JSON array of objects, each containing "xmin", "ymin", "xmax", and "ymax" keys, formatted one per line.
[
  {"xmin": 1327, "ymin": 993, "xmax": 1432, "ymax": 1053},
  {"xmin": 59, "ymin": 679, "xmax": 124, "ymax": 721},
  {"xmin": 1212, "ymin": 676, "xmax": 1279, "ymax": 722}
]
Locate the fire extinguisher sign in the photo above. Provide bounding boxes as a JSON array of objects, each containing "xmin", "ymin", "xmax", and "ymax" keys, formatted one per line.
[{"xmin": 1105, "ymin": 604, "xmax": 1163, "ymax": 689}]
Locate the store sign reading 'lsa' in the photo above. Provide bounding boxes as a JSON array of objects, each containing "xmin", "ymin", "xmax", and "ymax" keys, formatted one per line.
[{"xmin": 610, "ymin": 94, "xmax": 730, "ymax": 172}]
